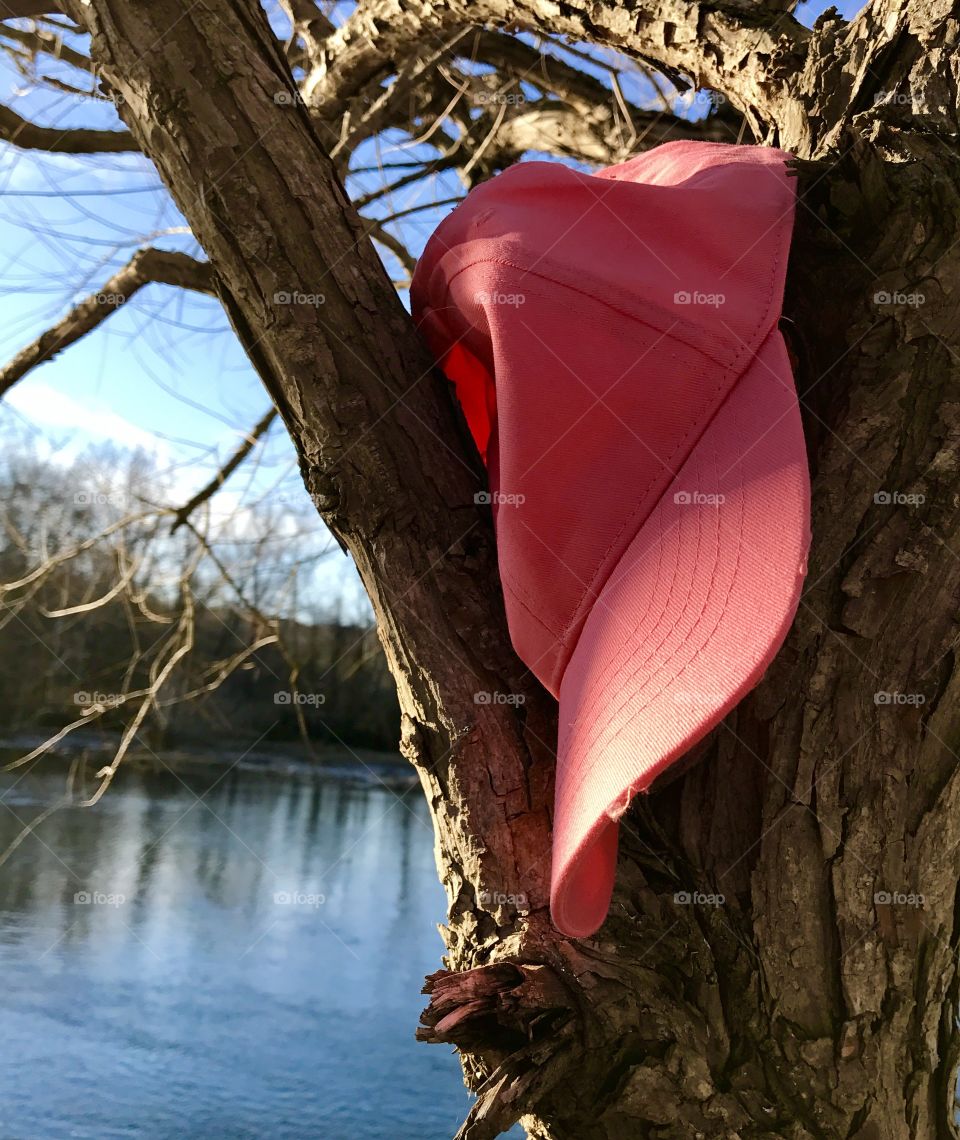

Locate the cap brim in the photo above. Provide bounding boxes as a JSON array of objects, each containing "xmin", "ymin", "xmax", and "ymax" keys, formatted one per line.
[{"xmin": 550, "ymin": 329, "xmax": 810, "ymax": 939}]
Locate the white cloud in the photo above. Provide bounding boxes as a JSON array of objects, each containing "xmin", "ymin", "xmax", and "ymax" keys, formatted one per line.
[
  {"xmin": 6, "ymin": 379, "xmax": 174, "ymax": 459},
  {"xmin": 2, "ymin": 380, "xmax": 324, "ymax": 540}
]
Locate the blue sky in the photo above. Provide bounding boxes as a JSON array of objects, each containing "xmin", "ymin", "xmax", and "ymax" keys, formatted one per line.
[{"xmin": 0, "ymin": 0, "xmax": 863, "ymax": 619}]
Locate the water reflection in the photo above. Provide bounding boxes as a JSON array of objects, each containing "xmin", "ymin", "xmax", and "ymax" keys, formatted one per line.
[{"xmin": 0, "ymin": 763, "xmax": 478, "ymax": 1140}]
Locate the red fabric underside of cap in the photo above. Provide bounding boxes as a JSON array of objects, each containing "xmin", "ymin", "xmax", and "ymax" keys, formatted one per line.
[{"xmin": 441, "ymin": 341, "xmax": 496, "ymax": 465}]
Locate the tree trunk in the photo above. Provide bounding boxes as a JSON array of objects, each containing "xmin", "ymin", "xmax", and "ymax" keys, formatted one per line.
[{"xmin": 60, "ymin": 1, "xmax": 960, "ymax": 1136}]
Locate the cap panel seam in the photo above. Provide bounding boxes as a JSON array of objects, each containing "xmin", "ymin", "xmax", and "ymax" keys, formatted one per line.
[{"xmin": 436, "ymin": 254, "xmax": 743, "ymax": 371}]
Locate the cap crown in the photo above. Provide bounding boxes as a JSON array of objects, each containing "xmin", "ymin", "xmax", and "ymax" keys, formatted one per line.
[{"xmin": 412, "ymin": 141, "xmax": 796, "ymax": 695}]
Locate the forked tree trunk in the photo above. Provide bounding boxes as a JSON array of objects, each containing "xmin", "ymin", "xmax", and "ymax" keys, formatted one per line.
[{"xmin": 60, "ymin": 1, "xmax": 960, "ymax": 1136}]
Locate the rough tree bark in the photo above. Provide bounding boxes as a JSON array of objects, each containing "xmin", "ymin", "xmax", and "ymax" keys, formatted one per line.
[{"xmin": 52, "ymin": 0, "xmax": 960, "ymax": 1137}]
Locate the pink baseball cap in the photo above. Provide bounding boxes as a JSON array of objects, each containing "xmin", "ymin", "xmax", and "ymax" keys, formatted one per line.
[{"xmin": 411, "ymin": 140, "xmax": 811, "ymax": 938}]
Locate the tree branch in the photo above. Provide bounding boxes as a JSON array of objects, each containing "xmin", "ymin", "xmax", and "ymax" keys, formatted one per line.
[
  {"xmin": 0, "ymin": 21, "xmax": 94, "ymax": 72},
  {"xmin": 0, "ymin": 0, "xmax": 63, "ymax": 16},
  {"xmin": 304, "ymin": 0, "xmax": 810, "ymax": 143},
  {"xmin": 277, "ymin": 0, "xmax": 334, "ymax": 73},
  {"xmin": 169, "ymin": 407, "xmax": 278, "ymax": 533},
  {"xmin": 0, "ymin": 98, "xmax": 136, "ymax": 151},
  {"xmin": 0, "ymin": 248, "xmax": 215, "ymax": 397},
  {"xmin": 368, "ymin": 222, "xmax": 417, "ymax": 279}
]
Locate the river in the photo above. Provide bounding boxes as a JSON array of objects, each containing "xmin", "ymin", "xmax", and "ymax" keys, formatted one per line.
[{"xmin": 0, "ymin": 761, "xmax": 510, "ymax": 1139}]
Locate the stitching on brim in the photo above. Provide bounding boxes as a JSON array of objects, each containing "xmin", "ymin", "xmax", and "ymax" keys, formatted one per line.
[{"xmin": 558, "ymin": 400, "xmax": 747, "ymax": 818}]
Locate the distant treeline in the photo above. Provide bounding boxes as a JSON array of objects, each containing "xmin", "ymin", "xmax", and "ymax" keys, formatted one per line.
[
  {"xmin": 0, "ymin": 604, "xmax": 400, "ymax": 753},
  {"xmin": 0, "ymin": 428, "xmax": 400, "ymax": 756}
]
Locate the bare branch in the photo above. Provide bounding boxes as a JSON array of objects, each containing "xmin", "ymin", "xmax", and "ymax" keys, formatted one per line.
[
  {"xmin": 277, "ymin": 0, "xmax": 334, "ymax": 72},
  {"xmin": 84, "ymin": 571, "xmax": 198, "ymax": 805},
  {"xmin": 40, "ymin": 550, "xmax": 141, "ymax": 617},
  {"xmin": 169, "ymin": 407, "xmax": 279, "ymax": 533},
  {"xmin": 352, "ymin": 155, "xmax": 459, "ymax": 209},
  {"xmin": 0, "ymin": 248, "xmax": 216, "ymax": 397},
  {"xmin": 473, "ymin": 30, "xmax": 745, "ymax": 150},
  {"xmin": 305, "ymin": 0, "xmax": 809, "ymax": 142},
  {"xmin": 0, "ymin": 0, "xmax": 63, "ymax": 16},
  {"xmin": 329, "ymin": 28, "xmax": 473, "ymax": 161},
  {"xmin": 0, "ymin": 98, "xmax": 135, "ymax": 151},
  {"xmin": 0, "ymin": 21, "xmax": 94, "ymax": 73},
  {"xmin": 368, "ymin": 222, "xmax": 417, "ymax": 279}
]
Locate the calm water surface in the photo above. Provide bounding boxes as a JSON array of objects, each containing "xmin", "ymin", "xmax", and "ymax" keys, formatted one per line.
[{"xmin": 0, "ymin": 761, "xmax": 502, "ymax": 1140}]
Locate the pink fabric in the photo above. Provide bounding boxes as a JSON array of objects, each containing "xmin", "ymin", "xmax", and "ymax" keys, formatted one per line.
[{"xmin": 411, "ymin": 140, "xmax": 811, "ymax": 939}]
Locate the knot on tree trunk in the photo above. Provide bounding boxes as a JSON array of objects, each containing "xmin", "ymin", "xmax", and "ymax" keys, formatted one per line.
[
  {"xmin": 418, "ymin": 961, "xmax": 576, "ymax": 1140},
  {"xmin": 418, "ymin": 961, "xmax": 571, "ymax": 1047}
]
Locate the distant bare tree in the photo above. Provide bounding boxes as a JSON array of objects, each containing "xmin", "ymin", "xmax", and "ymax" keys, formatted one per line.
[{"xmin": 0, "ymin": 424, "xmax": 396, "ymax": 789}]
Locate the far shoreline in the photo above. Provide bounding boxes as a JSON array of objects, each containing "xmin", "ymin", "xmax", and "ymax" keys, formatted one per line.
[{"xmin": 0, "ymin": 730, "xmax": 416, "ymax": 790}]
